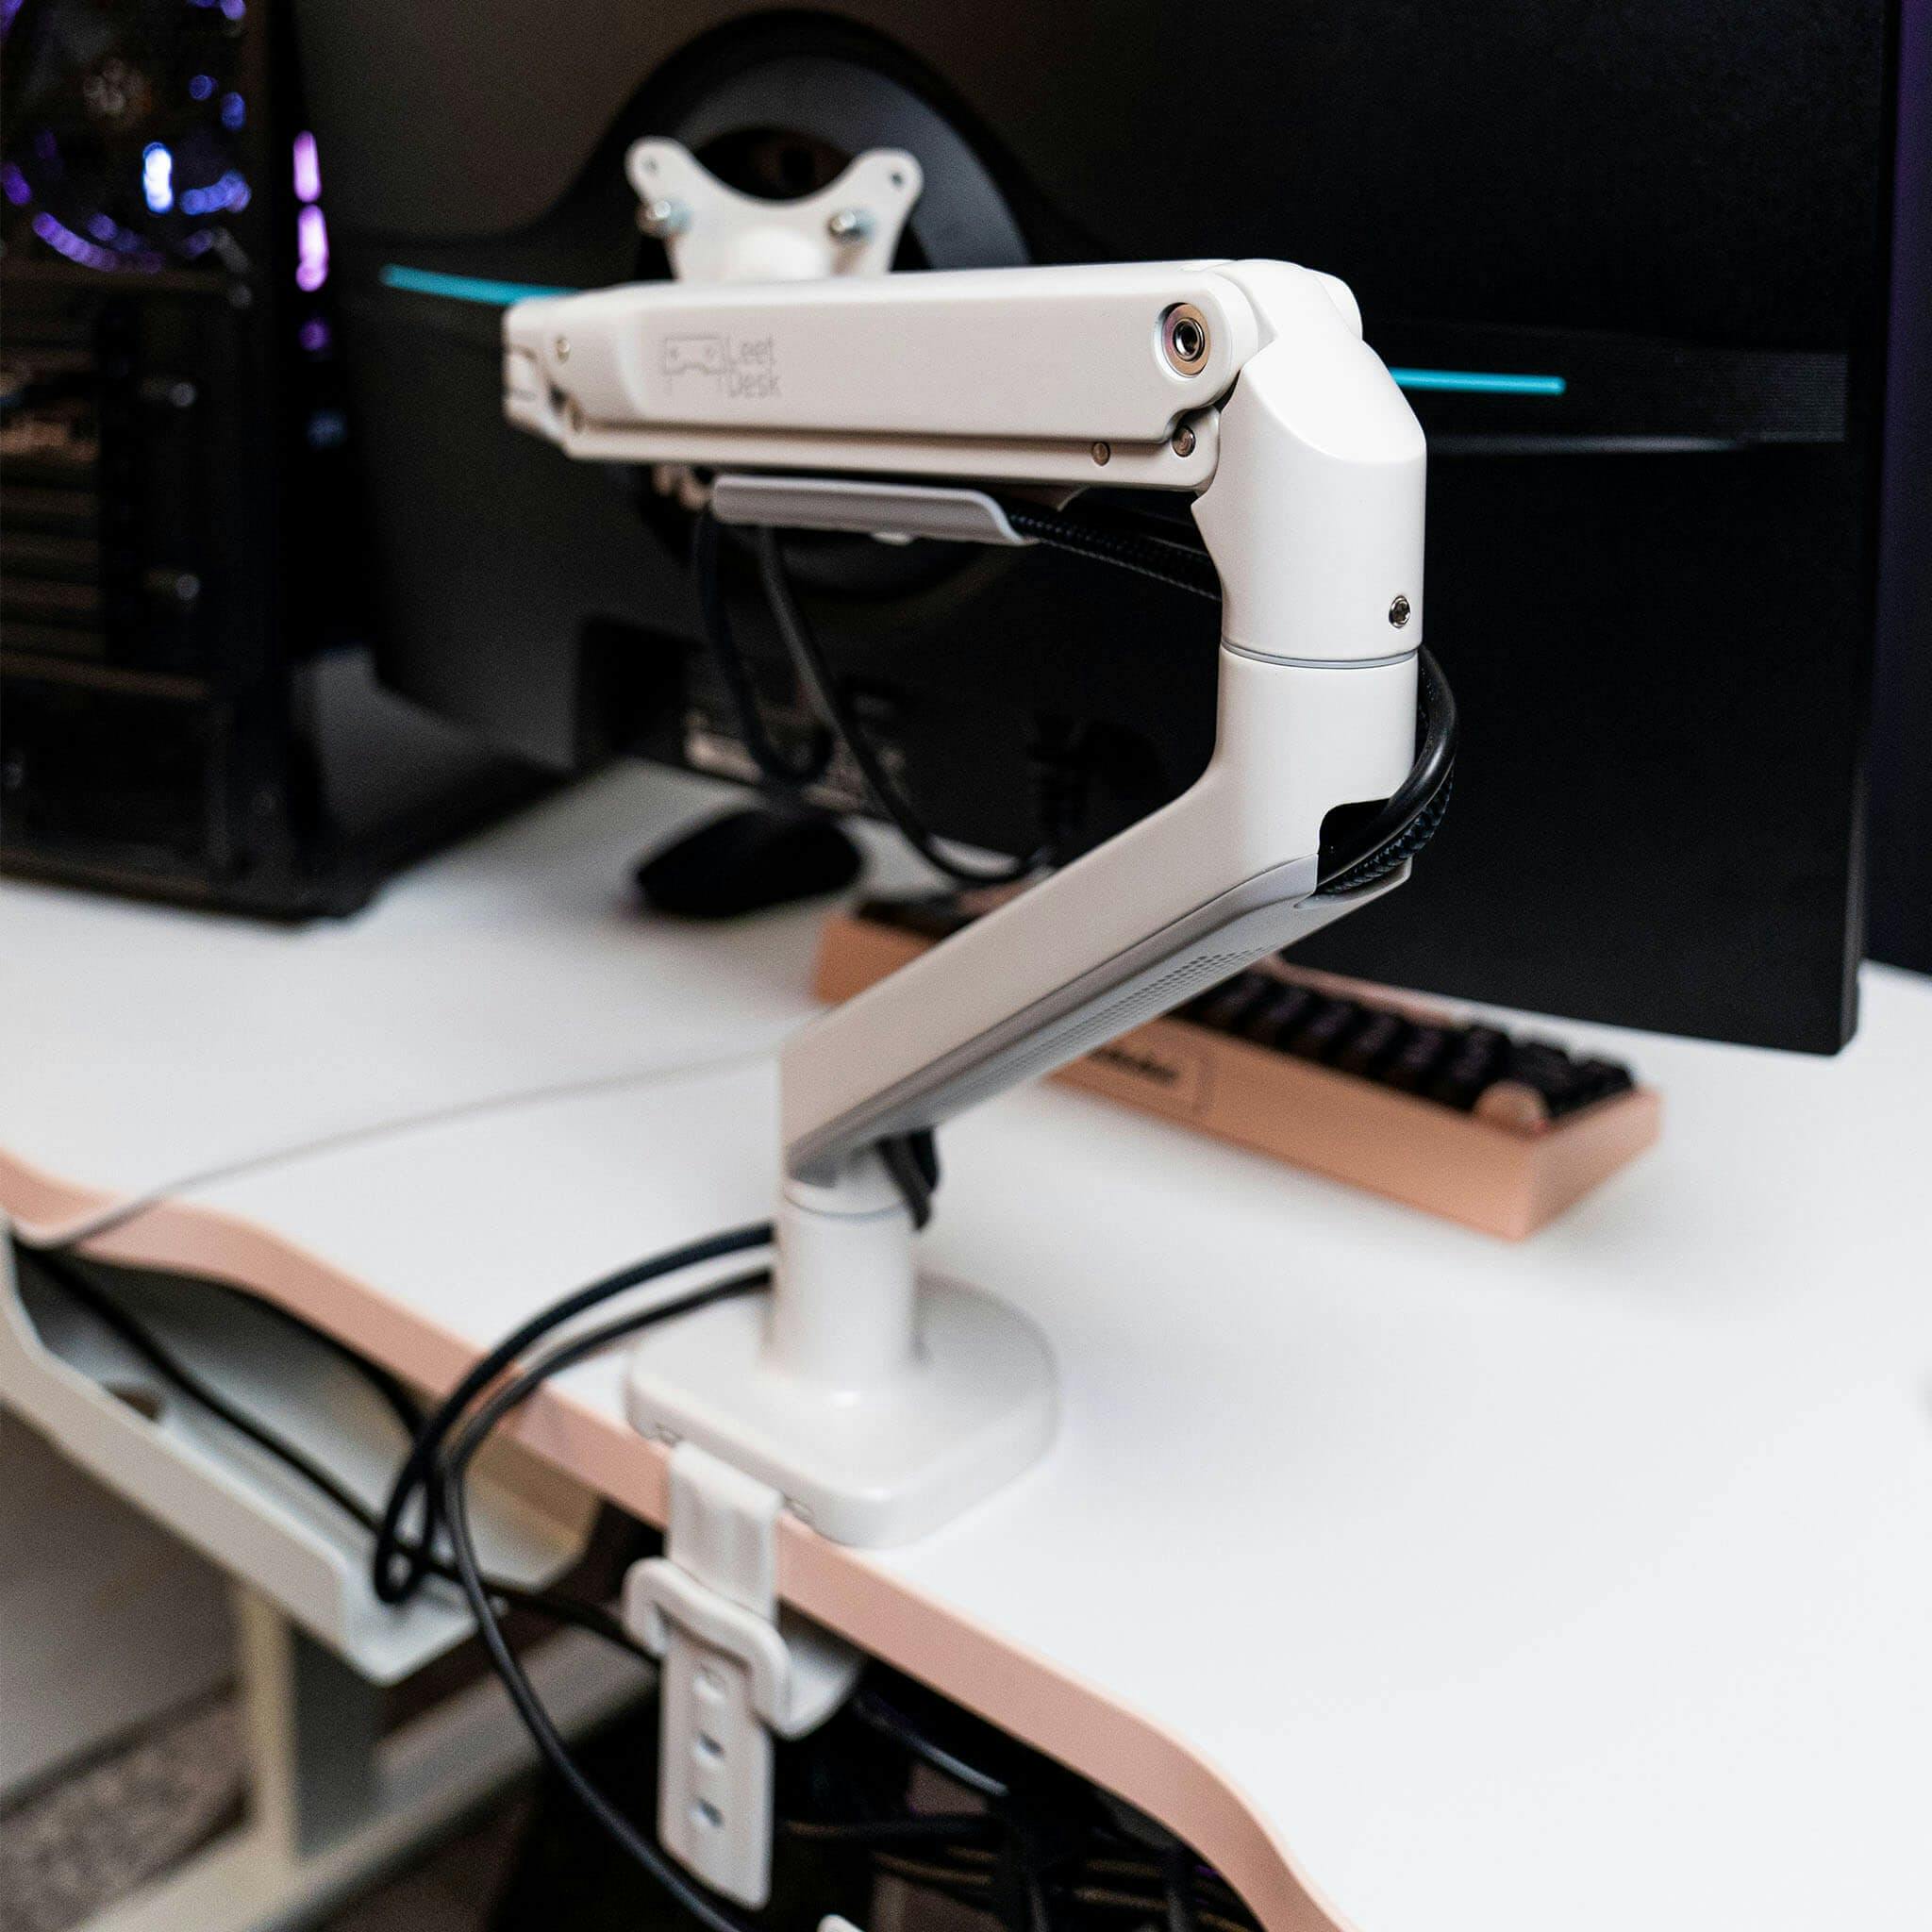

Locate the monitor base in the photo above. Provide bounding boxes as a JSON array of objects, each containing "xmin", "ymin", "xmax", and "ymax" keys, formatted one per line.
[{"xmin": 625, "ymin": 1278, "xmax": 1054, "ymax": 1548}]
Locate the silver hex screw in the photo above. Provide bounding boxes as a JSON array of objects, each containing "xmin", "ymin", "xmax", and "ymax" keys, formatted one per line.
[
  {"xmin": 1161, "ymin": 303, "xmax": 1211, "ymax": 375},
  {"xmin": 638, "ymin": 196, "xmax": 691, "ymax": 240}
]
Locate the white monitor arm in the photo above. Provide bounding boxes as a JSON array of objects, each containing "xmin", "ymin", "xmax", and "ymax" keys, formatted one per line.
[{"xmin": 504, "ymin": 250, "xmax": 1429, "ymax": 1546}]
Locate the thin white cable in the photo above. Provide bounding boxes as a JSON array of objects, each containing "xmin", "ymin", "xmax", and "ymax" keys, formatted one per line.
[{"xmin": 20, "ymin": 1042, "xmax": 779, "ymax": 1253}]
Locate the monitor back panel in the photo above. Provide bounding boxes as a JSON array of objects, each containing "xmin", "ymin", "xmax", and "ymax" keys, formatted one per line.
[{"xmin": 298, "ymin": 0, "xmax": 1899, "ymax": 1052}]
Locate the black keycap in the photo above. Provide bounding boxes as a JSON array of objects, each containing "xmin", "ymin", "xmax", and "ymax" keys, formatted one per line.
[
  {"xmin": 1332, "ymin": 1008, "xmax": 1407, "ymax": 1077},
  {"xmin": 1425, "ymin": 1024, "xmax": 1508, "ymax": 1109},
  {"xmin": 1240, "ymin": 983, "xmax": 1316, "ymax": 1047},
  {"xmin": 1495, "ymin": 1041, "xmax": 1600, "ymax": 1118},
  {"xmin": 1187, "ymin": 971, "xmax": 1279, "ymax": 1036},
  {"xmin": 1570, "ymin": 1057, "xmax": 1636, "ymax": 1108},
  {"xmin": 1286, "ymin": 995, "xmax": 1360, "ymax": 1063},
  {"xmin": 1381, "ymin": 1024, "xmax": 1452, "ymax": 1092}
]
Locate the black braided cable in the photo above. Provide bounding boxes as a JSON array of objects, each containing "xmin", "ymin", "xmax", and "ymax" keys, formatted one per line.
[
  {"xmin": 1001, "ymin": 505, "xmax": 1221, "ymax": 601},
  {"xmin": 1312, "ymin": 645, "xmax": 1457, "ymax": 894}
]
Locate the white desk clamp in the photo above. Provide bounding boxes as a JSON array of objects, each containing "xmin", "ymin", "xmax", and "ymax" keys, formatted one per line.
[
  {"xmin": 625, "ymin": 1443, "xmax": 861, "ymax": 1907},
  {"xmin": 508, "ymin": 132, "xmax": 1428, "ymax": 1890}
]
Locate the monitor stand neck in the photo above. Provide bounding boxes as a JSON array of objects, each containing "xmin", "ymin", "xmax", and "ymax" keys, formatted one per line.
[{"xmin": 625, "ymin": 1147, "xmax": 1055, "ymax": 1546}]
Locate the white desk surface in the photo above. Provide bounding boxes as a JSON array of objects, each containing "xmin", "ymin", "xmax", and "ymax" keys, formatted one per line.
[
  {"xmin": 0, "ymin": 767, "xmax": 820, "ymax": 1239},
  {"xmin": 7, "ymin": 766, "xmax": 1931, "ymax": 1932}
]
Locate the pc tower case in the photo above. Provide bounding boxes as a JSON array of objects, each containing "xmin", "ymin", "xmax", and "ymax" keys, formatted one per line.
[{"xmin": 0, "ymin": 0, "xmax": 536, "ymax": 917}]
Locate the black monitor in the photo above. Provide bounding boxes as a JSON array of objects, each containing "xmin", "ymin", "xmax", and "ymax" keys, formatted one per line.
[
  {"xmin": 297, "ymin": 0, "xmax": 1920, "ymax": 1053},
  {"xmin": 1870, "ymin": 0, "xmax": 1932, "ymax": 978}
]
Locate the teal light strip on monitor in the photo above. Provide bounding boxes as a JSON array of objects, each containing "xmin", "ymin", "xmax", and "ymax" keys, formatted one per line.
[
  {"xmin": 378, "ymin": 264, "xmax": 579, "ymax": 306},
  {"xmin": 1389, "ymin": 366, "xmax": 1568, "ymax": 397}
]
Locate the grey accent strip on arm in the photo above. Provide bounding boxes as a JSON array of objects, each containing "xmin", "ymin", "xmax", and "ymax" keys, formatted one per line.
[
  {"xmin": 711, "ymin": 473, "xmax": 1035, "ymax": 546},
  {"xmin": 787, "ymin": 855, "xmax": 1407, "ymax": 1182}
]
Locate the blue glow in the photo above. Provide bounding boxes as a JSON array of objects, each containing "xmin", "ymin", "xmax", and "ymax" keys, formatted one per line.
[
  {"xmin": 221, "ymin": 92, "xmax": 245, "ymax": 131},
  {"xmin": 179, "ymin": 170, "xmax": 249, "ymax": 218},
  {"xmin": 189, "ymin": 74, "xmax": 215, "ymax": 101},
  {"xmin": 142, "ymin": 142, "xmax": 175, "ymax": 216},
  {"xmin": 1389, "ymin": 367, "xmax": 1567, "ymax": 397},
  {"xmin": 379, "ymin": 263, "xmax": 580, "ymax": 306}
]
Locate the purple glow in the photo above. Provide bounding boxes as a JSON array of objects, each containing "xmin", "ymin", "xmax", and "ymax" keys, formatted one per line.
[
  {"xmin": 297, "ymin": 317, "xmax": 331, "ymax": 353},
  {"xmin": 33, "ymin": 209, "xmax": 133, "ymax": 273},
  {"xmin": 4, "ymin": 163, "xmax": 33, "ymax": 206},
  {"xmin": 291, "ymin": 130, "xmax": 321, "ymax": 204},
  {"xmin": 89, "ymin": 212, "xmax": 117, "ymax": 241},
  {"xmin": 221, "ymin": 0, "xmax": 244, "ymax": 17},
  {"xmin": 295, "ymin": 203, "xmax": 329, "ymax": 291}
]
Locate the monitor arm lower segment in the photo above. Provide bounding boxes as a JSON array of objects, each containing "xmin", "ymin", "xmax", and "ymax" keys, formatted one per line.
[{"xmin": 780, "ymin": 265, "xmax": 1424, "ymax": 1187}]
